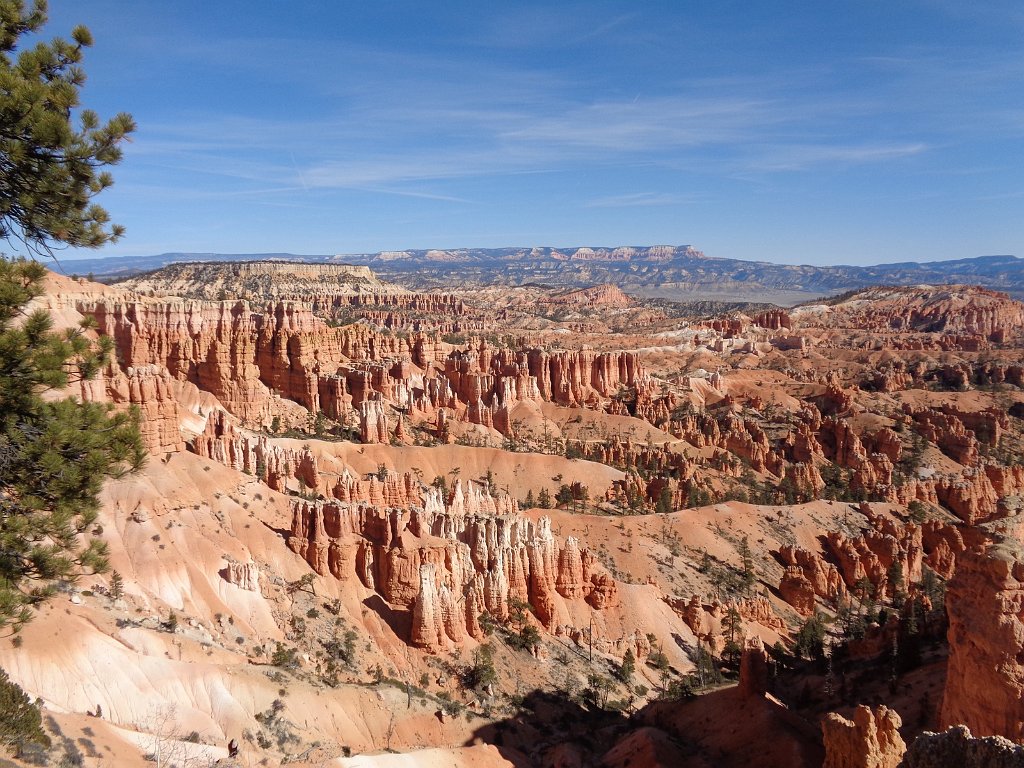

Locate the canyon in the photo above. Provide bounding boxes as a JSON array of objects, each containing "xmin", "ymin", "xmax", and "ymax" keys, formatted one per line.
[{"xmin": 4, "ymin": 262, "xmax": 1024, "ymax": 767}]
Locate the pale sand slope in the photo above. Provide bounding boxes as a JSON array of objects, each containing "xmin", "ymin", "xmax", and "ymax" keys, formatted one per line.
[{"xmin": 0, "ymin": 451, "xmax": 495, "ymax": 760}]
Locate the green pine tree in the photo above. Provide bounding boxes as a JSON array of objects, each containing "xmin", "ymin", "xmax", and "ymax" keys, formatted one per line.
[
  {"xmin": 0, "ymin": 259, "xmax": 144, "ymax": 630},
  {"xmin": 617, "ymin": 648, "xmax": 636, "ymax": 684},
  {"xmin": 1, "ymin": 1, "xmax": 135, "ymax": 254},
  {"xmin": 0, "ymin": 667, "xmax": 48, "ymax": 752}
]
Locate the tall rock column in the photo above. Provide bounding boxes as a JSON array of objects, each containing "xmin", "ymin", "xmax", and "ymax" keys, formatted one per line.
[
  {"xmin": 411, "ymin": 564, "xmax": 445, "ymax": 652},
  {"xmin": 941, "ymin": 535, "xmax": 1024, "ymax": 741}
]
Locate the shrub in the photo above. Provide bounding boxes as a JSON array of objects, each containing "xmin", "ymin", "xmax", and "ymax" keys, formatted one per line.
[
  {"xmin": 271, "ymin": 642, "xmax": 299, "ymax": 670},
  {"xmin": 0, "ymin": 668, "xmax": 49, "ymax": 753}
]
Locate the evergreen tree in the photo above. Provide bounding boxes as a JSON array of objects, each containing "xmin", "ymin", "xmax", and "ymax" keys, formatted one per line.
[
  {"xmin": 721, "ymin": 604, "xmax": 743, "ymax": 668},
  {"xmin": 1, "ymin": 1, "xmax": 135, "ymax": 254},
  {"xmin": 794, "ymin": 612, "xmax": 828, "ymax": 660},
  {"xmin": 571, "ymin": 482, "xmax": 589, "ymax": 513},
  {"xmin": 537, "ymin": 487, "xmax": 552, "ymax": 509},
  {"xmin": 0, "ymin": 667, "xmax": 48, "ymax": 752},
  {"xmin": 555, "ymin": 484, "xmax": 573, "ymax": 509},
  {"xmin": 0, "ymin": 259, "xmax": 143, "ymax": 631},
  {"xmin": 656, "ymin": 485, "xmax": 673, "ymax": 514},
  {"xmin": 109, "ymin": 569, "xmax": 124, "ymax": 600},
  {"xmin": 887, "ymin": 560, "xmax": 905, "ymax": 604},
  {"xmin": 616, "ymin": 648, "xmax": 635, "ymax": 684}
]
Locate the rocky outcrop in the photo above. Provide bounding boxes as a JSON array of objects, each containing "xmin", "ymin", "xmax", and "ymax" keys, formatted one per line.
[
  {"xmin": 826, "ymin": 522, "xmax": 922, "ymax": 601},
  {"xmin": 933, "ymin": 468, "xmax": 1002, "ymax": 525},
  {"xmin": 548, "ymin": 284, "xmax": 631, "ymax": 308},
  {"xmin": 780, "ymin": 566, "xmax": 818, "ymax": 616},
  {"xmin": 190, "ymin": 410, "xmax": 322, "ymax": 493},
  {"xmin": 82, "ymin": 294, "xmax": 649, "ymax": 442},
  {"xmin": 777, "ymin": 510, "xmax": 965, "ymax": 614},
  {"xmin": 941, "ymin": 535, "xmax": 1024, "ymax": 741},
  {"xmin": 822, "ymin": 705, "xmax": 905, "ymax": 768},
  {"xmin": 779, "ymin": 545, "xmax": 846, "ymax": 607},
  {"xmin": 117, "ymin": 260, "xmax": 397, "ymax": 301},
  {"xmin": 359, "ymin": 397, "xmax": 390, "ymax": 444},
  {"xmin": 286, "ymin": 479, "xmax": 617, "ymax": 650},
  {"xmin": 805, "ymin": 286, "xmax": 1024, "ymax": 343},
  {"xmin": 754, "ymin": 309, "xmax": 792, "ymax": 330},
  {"xmin": 736, "ymin": 595, "xmax": 785, "ymax": 631},
  {"xmin": 221, "ymin": 560, "xmax": 260, "ymax": 592},
  {"xmin": 81, "ymin": 297, "xmax": 432, "ymax": 426},
  {"xmin": 410, "ymin": 564, "xmax": 446, "ymax": 652},
  {"xmin": 738, "ymin": 636, "xmax": 769, "ymax": 697},
  {"xmin": 81, "ymin": 362, "xmax": 186, "ymax": 453},
  {"xmin": 902, "ymin": 725, "xmax": 1024, "ymax": 767}
]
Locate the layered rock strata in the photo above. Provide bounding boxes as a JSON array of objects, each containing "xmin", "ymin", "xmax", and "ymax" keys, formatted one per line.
[{"xmin": 286, "ymin": 483, "xmax": 617, "ymax": 652}]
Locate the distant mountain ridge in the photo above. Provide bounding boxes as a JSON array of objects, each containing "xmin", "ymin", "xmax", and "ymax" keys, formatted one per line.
[{"xmin": 56, "ymin": 246, "xmax": 1024, "ymax": 304}]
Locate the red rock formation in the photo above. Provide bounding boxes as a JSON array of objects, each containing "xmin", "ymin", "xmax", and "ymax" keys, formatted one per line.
[
  {"xmin": 826, "ymin": 518, "xmax": 923, "ymax": 600},
  {"xmin": 784, "ymin": 461, "xmax": 825, "ymax": 499},
  {"xmin": 81, "ymin": 362, "xmax": 185, "ymax": 453},
  {"xmin": 411, "ymin": 564, "xmax": 446, "ymax": 652},
  {"xmin": 941, "ymin": 534, "xmax": 1024, "ymax": 741},
  {"xmin": 286, "ymin": 478, "xmax": 617, "ymax": 649},
  {"xmin": 778, "ymin": 512, "xmax": 963, "ymax": 613},
  {"xmin": 738, "ymin": 635, "xmax": 769, "ymax": 698},
  {"xmin": 778, "ymin": 545, "xmax": 846, "ymax": 606},
  {"xmin": 780, "ymin": 566, "xmax": 817, "ymax": 616},
  {"xmin": 934, "ymin": 468, "xmax": 1001, "ymax": 525},
  {"xmin": 808, "ymin": 285, "xmax": 1024, "ymax": 343},
  {"xmin": 921, "ymin": 521, "xmax": 965, "ymax": 579},
  {"xmin": 82, "ymin": 291, "xmax": 656, "ymax": 444},
  {"xmin": 359, "ymin": 397, "xmax": 390, "ymax": 444},
  {"xmin": 547, "ymin": 284, "xmax": 631, "ymax": 308},
  {"xmin": 754, "ymin": 309, "xmax": 792, "ymax": 330},
  {"xmin": 821, "ymin": 705, "xmax": 905, "ymax": 768},
  {"xmin": 907, "ymin": 406, "xmax": 982, "ymax": 466},
  {"xmin": 736, "ymin": 595, "xmax": 785, "ymax": 631}
]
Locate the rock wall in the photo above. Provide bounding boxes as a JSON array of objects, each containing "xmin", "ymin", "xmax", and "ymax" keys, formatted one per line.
[
  {"xmin": 286, "ymin": 482, "xmax": 617, "ymax": 652},
  {"xmin": 941, "ymin": 534, "xmax": 1024, "ymax": 741},
  {"xmin": 777, "ymin": 512, "xmax": 964, "ymax": 614},
  {"xmin": 80, "ymin": 296, "xmax": 649, "ymax": 441}
]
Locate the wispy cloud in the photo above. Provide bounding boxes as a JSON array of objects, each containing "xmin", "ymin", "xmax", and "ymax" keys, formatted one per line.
[
  {"xmin": 585, "ymin": 192, "xmax": 701, "ymax": 208},
  {"xmin": 101, "ymin": 10, "xmax": 1021, "ymax": 212},
  {"xmin": 499, "ymin": 97, "xmax": 780, "ymax": 151},
  {"xmin": 741, "ymin": 142, "xmax": 930, "ymax": 172}
]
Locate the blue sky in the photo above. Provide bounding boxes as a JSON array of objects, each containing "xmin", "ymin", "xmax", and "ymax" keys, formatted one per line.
[{"xmin": 37, "ymin": 1, "xmax": 1024, "ymax": 265}]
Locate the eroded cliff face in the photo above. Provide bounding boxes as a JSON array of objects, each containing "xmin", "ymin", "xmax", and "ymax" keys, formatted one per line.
[
  {"xmin": 287, "ymin": 483, "xmax": 618, "ymax": 652},
  {"xmin": 117, "ymin": 260, "xmax": 400, "ymax": 301},
  {"xmin": 63, "ymin": 277, "xmax": 1024, "ymax": 541},
  {"xmin": 794, "ymin": 285, "xmax": 1024, "ymax": 346},
  {"xmin": 775, "ymin": 507, "xmax": 964, "ymax": 616},
  {"xmin": 189, "ymin": 409, "xmax": 620, "ymax": 653},
  {"xmin": 941, "ymin": 534, "xmax": 1024, "ymax": 742},
  {"xmin": 78, "ymin": 295, "xmax": 650, "ymax": 446},
  {"xmin": 82, "ymin": 297, "xmax": 428, "ymax": 424}
]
